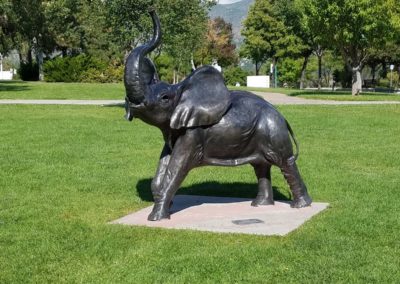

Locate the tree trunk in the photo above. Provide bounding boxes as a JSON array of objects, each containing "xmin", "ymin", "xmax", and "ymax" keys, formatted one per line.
[
  {"xmin": 61, "ymin": 47, "xmax": 68, "ymax": 57},
  {"xmin": 37, "ymin": 50, "xmax": 44, "ymax": 81},
  {"xmin": 317, "ymin": 54, "xmax": 322, "ymax": 90},
  {"xmin": 371, "ymin": 64, "xmax": 376, "ymax": 86},
  {"xmin": 190, "ymin": 56, "xmax": 196, "ymax": 72},
  {"xmin": 271, "ymin": 58, "xmax": 277, "ymax": 88},
  {"xmin": 300, "ymin": 53, "xmax": 310, "ymax": 89},
  {"xmin": 27, "ymin": 48, "xmax": 33, "ymax": 65},
  {"xmin": 255, "ymin": 61, "xmax": 259, "ymax": 75},
  {"xmin": 351, "ymin": 66, "xmax": 362, "ymax": 96},
  {"xmin": 313, "ymin": 45, "xmax": 324, "ymax": 90},
  {"xmin": 381, "ymin": 61, "xmax": 387, "ymax": 79}
]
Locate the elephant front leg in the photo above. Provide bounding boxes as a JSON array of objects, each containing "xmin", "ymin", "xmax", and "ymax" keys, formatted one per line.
[
  {"xmin": 148, "ymin": 158, "xmax": 190, "ymax": 221},
  {"xmin": 151, "ymin": 144, "xmax": 171, "ymax": 201},
  {"xmin": 280, "ymin": 157, "xmax": 312, "ymax": 208},
  {"xmin": 148, "ymin": 134, "xmax": 198, "ymax": 221},
  {"xmin": 251, "ymin": 163, "xmax": 274, "ymax": 206}
]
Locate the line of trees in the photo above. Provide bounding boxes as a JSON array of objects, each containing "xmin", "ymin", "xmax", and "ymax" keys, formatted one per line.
[
  {"xmin": 1, "ymin": 0, "xmax": 240, "ymax": 82},
  {"xmin": 2, "ymin": 0, "xmax": 399, "ymax": 93},
  {"xmin": 240, "ymin": 0, "xmax": 400, "ymax": 95}
]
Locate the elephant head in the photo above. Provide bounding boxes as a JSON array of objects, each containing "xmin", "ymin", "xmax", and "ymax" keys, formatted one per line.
[{"xmin": 124, "ymin": 10, "xmax": 231, "ymax": 130}]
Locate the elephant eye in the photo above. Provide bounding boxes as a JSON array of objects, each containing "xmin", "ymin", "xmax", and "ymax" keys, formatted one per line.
[{"xmin": 160, "ymin": 93, "xmax": 169, "ymax": 102}]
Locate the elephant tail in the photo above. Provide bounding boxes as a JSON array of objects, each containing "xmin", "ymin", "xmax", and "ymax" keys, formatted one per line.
[{"xmin": 286, "ymin": 119, "xmax": 299, "ymax": 161}]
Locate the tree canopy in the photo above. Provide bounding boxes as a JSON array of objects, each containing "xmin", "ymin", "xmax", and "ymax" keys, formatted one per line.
[
  {"xmin": 295, "ymin": 0, "xmax": 396, "ymax": 94},
  {"xmin": 0, "ymin": 0, "xmax": 214, "ymax": 81},
  {"xmin": 240, "ymin": 0, "xmax": 302, "ymax": 76},
  {"xmin": 1, "ymin": 0, "xmax": 399, "ymax": 88},
  {"xmin": 195, "ymin": 17, "xmax": 237, "ymax": 67}
]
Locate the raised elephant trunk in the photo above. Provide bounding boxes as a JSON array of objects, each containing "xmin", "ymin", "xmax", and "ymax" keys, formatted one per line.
[{"xmin": 124, "ymin": 9, "xmax": 162, "ymax": 104}]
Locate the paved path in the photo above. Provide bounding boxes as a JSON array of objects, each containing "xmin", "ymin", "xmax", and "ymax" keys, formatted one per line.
[
  {"xmin": 254, "ymin": 92, "xmax": 400, "ymax": 105},
  {"xmin": 1, "ymin": 93, "xmax": 400, "ymax": 105}
]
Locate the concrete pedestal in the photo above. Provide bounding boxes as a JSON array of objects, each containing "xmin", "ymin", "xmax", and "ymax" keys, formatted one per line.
[{"xmin": 111, "ymin": 195, "xmax": 329, "ymax": 236}]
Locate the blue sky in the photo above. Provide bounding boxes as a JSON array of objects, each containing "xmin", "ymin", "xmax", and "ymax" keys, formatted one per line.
[{"xmin": 218, "ymin": 0, "xmax": 242, "ymax": 4}]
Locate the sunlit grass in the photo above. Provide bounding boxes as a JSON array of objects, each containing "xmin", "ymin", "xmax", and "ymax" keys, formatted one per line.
[
  {"xmin": 2, "ymin": 81, "xmax": 399, "ymax": 102},
  {"xmin": 1, "ymin": 104, "xmax": 400, "ymax": 282},
  {"xmin": 0, "ymin": 80, "xmax": 124, "ymax": 100},
  {"xmin": 290, "ymin": 91, "xmax": 400, "ymax": 101}
]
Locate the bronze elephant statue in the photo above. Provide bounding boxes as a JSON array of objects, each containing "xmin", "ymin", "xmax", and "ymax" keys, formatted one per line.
[{"xmin": 124, "ymin": 10, "xmax": 312, "ymax": 221}]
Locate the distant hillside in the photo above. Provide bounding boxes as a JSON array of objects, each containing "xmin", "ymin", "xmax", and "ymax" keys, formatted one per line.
[{"xmin": 209, "ymin": 0, "xmax": 255, "ymax": 45}]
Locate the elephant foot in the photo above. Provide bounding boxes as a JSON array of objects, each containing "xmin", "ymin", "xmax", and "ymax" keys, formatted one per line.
[
  {"xmin": 147, "ymin": 204, "xmax": 170, "ymax": 221},
  {"xmin": 251, "ymin": 195, "xmax": 274, "ymax": 207},
  {"xmin": 290, "ymin": 194, "xmax": 312, "ymax": 208}
]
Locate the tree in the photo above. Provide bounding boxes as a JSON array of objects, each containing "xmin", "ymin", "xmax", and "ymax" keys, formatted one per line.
[
  {"xmin": 365, "ymin": 41, "xmax": 400, "ymax": 85},
  {"xmin": 44, "ymin": 0, "xmax": 83, "ymax": 56},
  {"xmin": 7, "ymin": 0, "xmax": 117, "ymax": 80},
  {"xmin": 106, "ymin": 0, "xmax": 153, "ymax": 53},
  {"xmin": 4, "ymin": 0, "xmax": 213, "ymax": 82},
  {"xmin": 304, "ymin": 0, "xmax": 396, "ymax": 95},
  {"xmin": 274, "ymin": 0, "xmax": 313, "ymax": 89},
  {"xmin": 10, "ymin": 0, "xmax": 58, "ymax": 80},
  {"xmin": 240, "ymin": 0, "xmax": 298, "ymax": 87},
  {"xmin": 195, "ymin": 17, "xmax": 237, "ymax": 67},
  {"xmin": 78, "ymin": 0, "xmax": 119, "ymax": 61},
  {"xmin": 240, "ymin": 0, "xmax": 279, "ymax": 75},
  {"xmin": 107, "ymin": 0, "xmax": 213, "ymax": 82},
  {"xmin": 159, "ymin": 0, "xmax": 212, "ymax": 82},
  {"xmin": 0, "ymin": 0, "xmax": 18, "ymax": 55}
]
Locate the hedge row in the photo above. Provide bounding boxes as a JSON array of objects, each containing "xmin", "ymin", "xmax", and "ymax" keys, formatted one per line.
[
  {"xmin": 21, "ymin": 55, "xmax": 249, "ymax": 86},
  {"xmin": 43, "ymin": 55, "xmax": 123, "ymax": 83}
]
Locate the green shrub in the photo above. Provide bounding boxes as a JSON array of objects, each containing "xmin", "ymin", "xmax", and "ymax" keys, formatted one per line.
[
  {"xmin": 223, "ymin": 66, "xmax": 249, "ymax": 86},
  {"xmin": 278, "ymin": 58, "xmax": 302, "ymax": 88},
  {"xmin": 154, "ymin": 54, "xmax": 174, "ymax": 83},
  {"xmin": 378, "ymin": 71, "xmax": 399, "ymax": 89},
  {"xmin": 43, "ymin": 55, "xmax": 114, "ymax": 83},
  {"xmin": 81, "ymin": 64, "xmax": 124, "ymax": 83},
  {"xmin": 18, "ymin": 62, "xmax": 39, "ymax": 81},
  {"xmin": 44, "ymin": 55, "xmax": 95, "ymax": 82}
]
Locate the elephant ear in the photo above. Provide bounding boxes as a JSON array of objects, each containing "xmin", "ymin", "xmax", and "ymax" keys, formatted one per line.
[{"xmin": 170, "ymin": 66, "xmax": 231, "ymax": 129}]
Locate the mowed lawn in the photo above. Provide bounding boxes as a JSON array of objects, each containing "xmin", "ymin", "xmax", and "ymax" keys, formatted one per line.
[
  {"xmin": 2, "ymin": 81, "xmax": 399, "ymax": 102},
  {"xmin": 1, "ymin": 104, "xmax": 400, "ymax": 283},
  {"xmin": 292, "ymin": 91, "xmax": 400, "ymax": 101},
  {"xmin": 0, "ymin": 81, "xmax": 124, "ymax": 100}
]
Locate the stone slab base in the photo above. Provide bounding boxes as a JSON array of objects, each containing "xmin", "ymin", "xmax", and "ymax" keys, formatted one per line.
[{"xmin": 111, "ymin": 195, "xmax": 329, "ymax": 236}]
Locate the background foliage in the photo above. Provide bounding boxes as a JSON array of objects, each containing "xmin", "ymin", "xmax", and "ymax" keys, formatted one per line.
[{"xmin": 0, "ymin": 0, "xmax": 399, "ymax": 91}]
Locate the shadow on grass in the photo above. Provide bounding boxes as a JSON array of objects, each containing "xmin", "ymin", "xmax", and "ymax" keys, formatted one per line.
[
  {"xmin": 0, "ymin": 81, "xmax": 31, "ymax": 92},
  {"xmin": 136, "ymin": 178, "xmax": 290, "ymax": 203},
  {"xmin": 288, "ymin": 91, "xmax": 350, "ymax": 97},
  {"xmin": 103, "ymin": 103, "xmax": 125, "ymax": 108}
]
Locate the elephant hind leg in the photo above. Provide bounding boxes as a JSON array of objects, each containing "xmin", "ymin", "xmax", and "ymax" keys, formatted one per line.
[
  {"xmin": 251, "ymin": 163, "xmax": 274, "ymax": 206},
  {"xmin": 280, "ymin": 156, "xmax": 312, "ymax": 208}
]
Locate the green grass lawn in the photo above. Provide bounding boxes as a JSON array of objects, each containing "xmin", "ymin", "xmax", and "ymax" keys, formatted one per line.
[
  {"xmin": 0, "ymin": 81, "xmax": 300, "ymax": 100},
  {"xmin": 2, "ymin": 81, "xmax": 400, "ymax": 102},
  {"xmin": 1, "ymin": 104, "xmax": 399, "ymax": 282},
  {"xmin": 291, "ymin": 91, "xmax": 400, "ymax": 101},
  {"xmin": 0, "ymin": 80, "xmax": 124, "ymax": 100}
]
